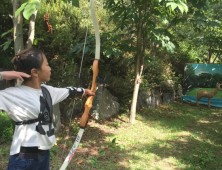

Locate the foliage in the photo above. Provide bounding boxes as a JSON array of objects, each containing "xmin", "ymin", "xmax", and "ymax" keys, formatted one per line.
[
  {"xmin": 15, "ymin": 0, "xmax": 41, "ymax": 20},
  {"xmin": 32, "ymin": 0, "xmax": 132, "ymax": 111},
  {"xmin": 105, "ymin": 0, "xmax": 188, "ymax": 54},
  {"xmin": 1, "ymin": 0, "xmax": 222, "ymax": 114},
  {"xmin": 103, "ymin": 56, "xmax": 134, "ymax": 112},
  {"xmin": 0, "ymin": 111, "xmax": 14, "ymax": 143},
  {"xmin": 171, "ymin": 0, "xmax": 222, "ymax": 64},
  {"xmin": 15, "ymin": 0, "xmax": 80, "ymax": 21},
  {"xmin": 0, "ymin": 0, "xmax": 14, "ymax": 69},
  {"xmin": 160, "ymin": 81, "xmax": 175, "ymax": 93},
  {"xmin": 33, "ymin": 0, "xmax": 87, "ymax": 88},
  {"xmin": 63, "ymin": 0, "xmax": 80, "ymax": 7}
]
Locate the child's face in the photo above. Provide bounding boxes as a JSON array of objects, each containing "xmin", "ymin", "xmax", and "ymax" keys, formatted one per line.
[{"xmin": 38, "ymin": 55, "xmax": 51, "ymax": 82}]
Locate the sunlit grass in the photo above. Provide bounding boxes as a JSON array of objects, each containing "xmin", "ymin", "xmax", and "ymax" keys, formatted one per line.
[
  {"xmin": 50, "ymin": 102, "xmax": 222, "ymax": 169},
  {"xmin": 1, "ymin": 101, "xmax": 222, "ymax": 170}
]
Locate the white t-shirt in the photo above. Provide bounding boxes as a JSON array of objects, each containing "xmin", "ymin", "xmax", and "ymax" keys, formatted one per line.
[{"xmin": 0, "ymin": 84, "xmax": 69, "ymax": 155}]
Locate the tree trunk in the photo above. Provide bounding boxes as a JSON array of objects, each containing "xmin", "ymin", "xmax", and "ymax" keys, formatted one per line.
[
  {"xmin": 207, "ymin": 45, "xmax": 212, "ymax": 63},
  {"xmin": 26, "ymin": 10, "xmax": 38, "ymax": 48},
  {"xmin": 129, "ymin": 5, "xmax": 142, "ymax": 124},
  {"xmin": 11, "ymin": 0, "xmax": 24, "ymax": 54}
]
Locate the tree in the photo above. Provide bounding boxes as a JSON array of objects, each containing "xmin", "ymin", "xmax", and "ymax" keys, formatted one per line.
[
  {"xmin": 10, "ymin": 0, "xmax": 41, "ymax": 54},
  {"xmin": 8, "ymin": 0, "xmax": 79, "ymax": 54},
  {"xmin": 172, "ymin": 0, "xmax": 222, "ymax": 64},
  {"xmin": 106, "ymin": 0, "xmax": 188, "ymax": 124}
]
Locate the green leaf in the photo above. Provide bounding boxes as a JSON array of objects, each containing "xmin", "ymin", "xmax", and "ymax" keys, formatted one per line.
[
  {"xmin": 194, "ymin": 13, "xmax": 207, "ymax": 20},
  {"xmin": 119, "ymin": 145, "xmax": 125, "ymax": 150},
  {"xmin": 162, "ymin": 17, "xmax": 169, "ymax": 24},
  {"xmin": 76, "ymin": 44, "xmax": 84, "ymax": 53},
  {"xmin": 105, "ymin": 49, "xmax": 113, "ymax": 58},
  {"xmin": 69, "ymin": 46, "xmax": 78, "ymax": 54},
  {"xmin": 181, "ymin": 2, "xmax": 188, "ymax": 13},
  {"xmin": 1, "ymin": 29, "xmax": 13, "ymax": 38},
  {"xmin": 112, "ymin": 48, "xmax": 122, "ymax": 58},
  {"xmin": 0, "ymin": 39, "xmax": 13, "ymax": 51},
  {"xmin": 147, "ymin": 20, "xmax": 155, "ymax": 28},
  {"xmin": 33, "ymin": 39, "xmax": 38, "ymax": 45},
  {"xmin": 166, "ymin": 2, "xmax": 178, "ymax": 11},
  {"xmin": 195, "ymin": 19, "xmax": 206, "ymax": 28},
  {"xmin": 209, "ymin": 21, "xmax": 220, "ymax": 28},
  {"xmin": 71, "ymin": 0, "xmax": 79, "ymax": 7},
  {"xmin": 23, "ymin": 3, "xmax": 36, "ymax": 20},
  {"xmin": 178, "ymin": 4, "xmax": 184, "ymax": 14},
  {"xmin": 32, "ymin": 0, "xmax": 41, "ymax": 10},
  {"xmin": 62, "ymin": 0, "xmax": 79, "ymax": 7},
  {"xmin": 112, "ymin": 138, "xmax": 116, "ymax": 143},
  {"xmin": 33, "ymin": 38, "xmax": 44, "ymax": 45},
  {"xmin": 84, "ymin": 46, "xmax": 90, "ymax": 54},
  {"xmin": 153, "ymin": 9, "xmax": 161, "ymax": 16},
  {"xmin": 20, "ymin": 0, "xmax": 41, "ymax": 20},
  {"xmin": 15, "ymin": 2, "xmax": 28, "ymax": 18}
]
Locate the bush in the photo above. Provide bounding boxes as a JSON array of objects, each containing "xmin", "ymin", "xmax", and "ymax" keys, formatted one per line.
[
  {"xmin": 0, "ymin": 111, "xmax": 14, "ymax": 143},
  {"xmin": 33, "ymin": 0, "xmax": 87, "ymax": 87},
  {"xmin": 160, "ymin": 81, "xmax": 174, "ymax": 93}
]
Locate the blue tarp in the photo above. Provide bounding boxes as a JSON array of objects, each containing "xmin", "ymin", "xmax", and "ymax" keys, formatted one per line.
[{"xmin": 182, "ymin": 96, "xmax": 222, "ymax": 107}]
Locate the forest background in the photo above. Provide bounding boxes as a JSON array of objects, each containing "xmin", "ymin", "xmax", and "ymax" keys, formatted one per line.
[{"xmin": 1, "ymin": 0, "xmax": 222, "ymax": 124}]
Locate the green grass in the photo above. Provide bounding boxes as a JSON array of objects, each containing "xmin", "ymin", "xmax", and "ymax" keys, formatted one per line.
[
  {"xmin": 185, "ymin": 87, "xmax": 222, "ymax": 98},
  {"xmin": 1, "ymin": 102, "xmax": 222, "ymax": 170}
]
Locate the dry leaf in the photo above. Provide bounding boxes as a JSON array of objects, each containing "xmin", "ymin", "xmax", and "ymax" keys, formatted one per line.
[
  {"xmin": 77, "ymin": 160, "xmax": 83, "ymax": 165},
  {"xmin": 59, "ymin": 144, "xmax": 68, "ymax": 150}
]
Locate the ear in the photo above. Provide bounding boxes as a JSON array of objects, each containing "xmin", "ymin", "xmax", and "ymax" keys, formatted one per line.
[{"xmin": 30, "ymin": 68, "xmax": 39, "ymax": 78}]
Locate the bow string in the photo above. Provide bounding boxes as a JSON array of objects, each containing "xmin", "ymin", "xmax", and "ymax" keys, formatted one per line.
[{"xmin": 59, "ymin": 0, "xmax": 100, "ymax": 169}]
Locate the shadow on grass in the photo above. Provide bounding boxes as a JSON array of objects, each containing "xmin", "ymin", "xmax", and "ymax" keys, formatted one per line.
[
  {"xmin": 51, "ymin": 117, "xmax": 133, "ymax": 170},
  {"xmin": 18, "ymin": 100, "xmax": 222, "ymax": 170},
  {"xmin": 134, "ymin": 101, "xmax": 222, "ymax": 169},
  {"xmin": 56, "ymin": 101, "xmax": 222, "ymax": 170}
]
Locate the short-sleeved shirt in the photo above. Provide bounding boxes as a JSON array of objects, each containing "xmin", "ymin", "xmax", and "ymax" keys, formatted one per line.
[{"xmin": 0, "ymin": 84, "xmax": 69, "ymax": 155}]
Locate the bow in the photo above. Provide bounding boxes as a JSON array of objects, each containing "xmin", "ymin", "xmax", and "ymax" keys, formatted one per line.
[{"xmin": 59, "ymin": 0, "xmax": 100, "ymax": 169}]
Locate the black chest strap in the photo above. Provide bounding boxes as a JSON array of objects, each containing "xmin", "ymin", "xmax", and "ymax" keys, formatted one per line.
[{"xmin": 15, "ymin": 86, "xmax": 53, "ymax": 126}]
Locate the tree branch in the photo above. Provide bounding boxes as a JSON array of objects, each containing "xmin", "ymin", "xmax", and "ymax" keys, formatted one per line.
[
  {"xmin": 213, "ymin": 47, "xmax": 221, "ymax": 63},
  {"xmin": 9, "ymin": 14, "xmax": 13, "ymax": 19}
]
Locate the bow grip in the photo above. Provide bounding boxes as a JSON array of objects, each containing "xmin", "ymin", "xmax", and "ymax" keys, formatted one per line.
[{"xmin": 80, "ymin": 60, "xmax": 99, "ymax": 129}]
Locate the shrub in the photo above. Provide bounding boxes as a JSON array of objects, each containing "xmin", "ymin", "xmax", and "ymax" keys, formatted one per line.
[
  {"xmin": 0, "ymin": 111, "xmax": 14, "ymax": 143},
  {"xmin": 33, "ymin": 0, "xmax": 87, "ymax": 87},
  {"xmin": 160, "ymin": 81, "xmax": 175, "ymax": 93}
]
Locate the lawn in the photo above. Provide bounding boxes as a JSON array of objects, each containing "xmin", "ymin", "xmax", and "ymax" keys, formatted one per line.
[
  {"xmin": 185, "ymin": 87, "xmax": 222, "ymax": 98},
  {"xmin": 1, "ymin": 101, "xmax": 222, "ymax": 170}
]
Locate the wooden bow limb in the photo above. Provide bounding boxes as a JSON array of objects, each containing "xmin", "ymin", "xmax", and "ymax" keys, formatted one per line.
[
  {"xmin": 59, "ymin": 0, "xmax": 100, "ymax": 169},
  {"xmin": 59, "ymin": 60, "xmax": 99, "ymax": 170}
]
